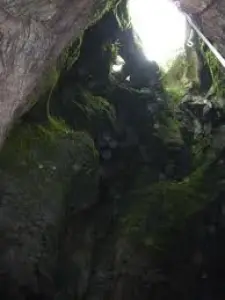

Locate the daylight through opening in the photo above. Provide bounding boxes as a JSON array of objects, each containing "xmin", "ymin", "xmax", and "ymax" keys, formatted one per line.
[{"xmin": 128, "ymin": 0, "xmax": 187, "ymax": 68}]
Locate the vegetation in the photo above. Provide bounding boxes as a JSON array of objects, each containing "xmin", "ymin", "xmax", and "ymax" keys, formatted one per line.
[
  {"xmin": 1, "ymin": 2, "xmax": 225, "ymax": 300},
  {"xmin": 0, "ymin": 118, "xmax": 72, "ymax": 169},
  {"xmin": 162, "ymin": 52, "xmax": 190, "ymax": 100},
  {"xmin": 58, "ymin": 36, "xmax": 84, "ymax": 72},
  {"xmin": 204, "ymin": 45, "xmax": 225, "ymax": 98},
  {"xmin": 122, "ymin": 166, "xmax": 210, "ymax": 245},
  {"xmin": 162, "ymin": 43, "xmax": 202, "ymax": 104}
]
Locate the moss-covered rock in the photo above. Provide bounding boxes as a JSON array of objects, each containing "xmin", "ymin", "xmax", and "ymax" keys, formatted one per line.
[
  {"xmin": 0, "ymin": 120, "xmax": 99, "ymax": 296},
  {"xmin": 3, "ymin": 2, "xmax": 225, "ymax": 299},
  {"xmin": 48, "ymin": 86, "xmax": 116, "ymax": 139}
]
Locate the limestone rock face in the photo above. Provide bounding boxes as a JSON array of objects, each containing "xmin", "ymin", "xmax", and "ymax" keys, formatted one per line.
[
  {"xmin": 179, "ymin": 0, "xmax": 212, "ymax": 13},
  {"xmin": 176, "ymin": 0, "xmax": 225, "ymax": 60},
  {"xmin": 0, "ymin": 0, "xmax": 113, "ymax": 148}
]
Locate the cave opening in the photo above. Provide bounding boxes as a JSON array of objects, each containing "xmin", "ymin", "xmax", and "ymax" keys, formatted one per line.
[
  {"xmin": 2, "ymin": 1, "xmax": 225, "ymax": 299},
  {"xmin": 128, "ymin": 0, "xmax": 186, "ymax": 68}
]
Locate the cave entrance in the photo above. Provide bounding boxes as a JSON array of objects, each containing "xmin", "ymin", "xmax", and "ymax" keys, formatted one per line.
[{"xmin": 128, "ymin": 0, "xmax": 186, "ymax": 69}]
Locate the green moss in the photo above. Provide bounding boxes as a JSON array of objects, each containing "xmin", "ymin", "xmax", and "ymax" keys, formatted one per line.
[
  {"xmin": 27, "ymin": 64, "xmax": 60, "ymax": 111},
  {"xmin": 58, "ymin": 35, "xmax": 83, "ymax": 72},
  {"xmin": 81, "ymin": 90, "xmax": 115, "ymax": 122},
  {"xmin": 0, "ymin": 117, "xmax": 98, "ymax": 173},
  {"xmin": 0, "ymin": 118, "xmax": 99, "ymax": 218},
  {"xmin": 68, "ymin": 88, "xmax": 116, "ymax": 135},
  {"xmin": 204, "ymin": 45, "xmax": 225, "ymax": 98},
  {"xmin": 155, "ymin": 115, "xmax": 183, "ymax": 145},
  {"xmin": 121, "ymin": 166, "xmax": 213, "ymax": 248},
  {"xmin": 154, "ymin": 101, "xmax": 183, "ymax": 146},
  {"xmin": 164, "ymin": 86, "xmax": 186, "ymax": 105},
  {"xmin": 162, "ymin": 51, "xmax": 198, "ymax": 102},
  {"xmin": 0, "ymin": 118, "xmax": 71, "ymax": 169}
]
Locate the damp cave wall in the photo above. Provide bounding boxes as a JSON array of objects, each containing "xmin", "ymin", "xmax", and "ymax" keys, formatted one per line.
[{"xmin": 1, "ymin": 1, "xmax": 225, "ymax": 300}]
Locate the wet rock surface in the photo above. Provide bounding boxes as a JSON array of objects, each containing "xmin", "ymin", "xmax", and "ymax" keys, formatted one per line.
[{"xmin": 1, "ymin": 2, "xmax": 225, "ymax": 300}]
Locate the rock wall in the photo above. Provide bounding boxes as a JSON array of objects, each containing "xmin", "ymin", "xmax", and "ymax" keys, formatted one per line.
[
  {"xmin": 0, "ymin": 0, "xmax": 120, "ymax": 148},
  {"xmin": 1, "ymin": 2, "xmax": 225, "ymax": 300},
  {"xmin": 177, "ymin": 0, "xmax": 225, "ymax": 59}
]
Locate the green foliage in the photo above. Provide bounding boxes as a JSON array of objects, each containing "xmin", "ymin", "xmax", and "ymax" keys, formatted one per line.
[
  {"xmin": 165, "ymin": 86, "xmax": 185, "ymax": 104},
  {"xmin": 40, "ymin": 117, "xmax": 73, "ymax": 138},
  {"xmin": 204, "ymin": 46, "xmax": 225, "ymax": 97},
  {"xmin": 165, "ymin": 53, "xmax": 187, "ymax": 80},
  {"xmin": 162, "ymin": 53, "xmax": 187, "ymax": 92},
  {"xmin": 162, "ymin": 50, "xmax": 198, "ymax": 103}
]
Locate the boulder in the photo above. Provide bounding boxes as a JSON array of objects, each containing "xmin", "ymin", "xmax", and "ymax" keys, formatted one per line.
[{"xmin": 0, "ymin": 121, "xmax": 99, "ymax": 298}]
